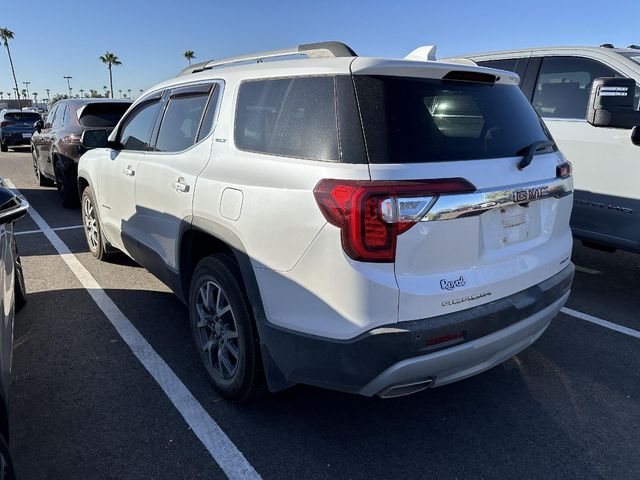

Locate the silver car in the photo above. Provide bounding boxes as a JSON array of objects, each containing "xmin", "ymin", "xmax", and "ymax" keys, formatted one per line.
[{"xmin": 0, "ymin": 179, "xmax": 28, "ymax": 479}]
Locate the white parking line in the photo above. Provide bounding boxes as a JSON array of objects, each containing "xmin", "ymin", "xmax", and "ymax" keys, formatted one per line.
[
  {"xmin": 16, "ymin": 225, "xmax": 84, "ymax": 236},
  {"xmin": 561, "ymin": 307, "xmax": 640, "ymax": 339},
  {"xmin": 7, "ymin": 180, "xmax": 261, "ymax": 480}
]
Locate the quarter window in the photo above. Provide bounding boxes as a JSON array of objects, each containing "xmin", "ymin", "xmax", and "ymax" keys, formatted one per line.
[
  {"xmin": 533, "ymin": 57, "xmax": 619, "ymax": 119},
  {"xmin": 234, "ymin": 76, "xmax": 339, "ymax": 161},
  {"xmin": 119, "ymin": 98, "xmax": 162, "ymax": 151},
  {"xmin": 154, "ymin": 85, "xmax": 212, "ymax": 152}
]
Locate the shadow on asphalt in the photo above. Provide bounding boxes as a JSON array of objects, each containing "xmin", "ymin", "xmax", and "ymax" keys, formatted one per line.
[{"xmin": 11, "ymin": 266, "xmax": 640, "ymax": 479}]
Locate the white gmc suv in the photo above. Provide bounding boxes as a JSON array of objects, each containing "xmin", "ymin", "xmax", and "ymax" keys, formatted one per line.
[{"xmin": 77, "ymin": 41, "xmax": 575, "ymax": 401}]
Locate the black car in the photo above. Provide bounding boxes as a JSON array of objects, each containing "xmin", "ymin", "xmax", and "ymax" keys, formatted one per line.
[
  {"xmin": 31, "ymin": 99, "xmax": 131, "ymax": 207},
  {"xmin": 0, "ymin": 110, "xmax": 42, "ymax": 152}
]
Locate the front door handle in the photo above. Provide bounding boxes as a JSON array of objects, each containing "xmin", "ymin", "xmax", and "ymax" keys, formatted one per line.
[
  {"xmin": 172, "ymin": 178, "xmax": 190, "ymax": 193},
  {"xmin": 123, "ymin": 165, "xmax": 135, "ymax": 177}
]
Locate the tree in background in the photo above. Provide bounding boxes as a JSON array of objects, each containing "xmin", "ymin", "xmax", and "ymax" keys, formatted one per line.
[
  {"xmin": 49, "ymin": 93, "xmax": 70, "ymax": 105},
  {"xmin": 99, "ymin": 51, "xmax": 121, "ymax": 99},
  {"xmin": 183, "ymin": 50, "xmax": 196, "ymax": 66},
  {"xmin": 0, "ymin": 92, "xmax": 3, "ymax": 99},
  {"xmin": 0, "ymin": 27, "xmax": 21, "ymax": 107}
]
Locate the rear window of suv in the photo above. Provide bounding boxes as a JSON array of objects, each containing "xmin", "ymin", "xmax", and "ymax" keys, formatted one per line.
[
  {"xmin": 4, "ymin": 112, "xmax": 41, "ymax": 122},
  {"xmin": 234, "ymin": 76, "xmax": 339, "ymax": 161},
  {"xmin": 354, "ymin": 75, "xmax": 554, "ymax": 163},
  {"xmin": 78, "ymin": 103, "xmax": 130, "ymax": 128}
]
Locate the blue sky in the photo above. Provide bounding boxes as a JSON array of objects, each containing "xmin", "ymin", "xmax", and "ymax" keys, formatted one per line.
[{"xmin": 2, "ymin": 0, "xmax": 640, "ymax": 100}]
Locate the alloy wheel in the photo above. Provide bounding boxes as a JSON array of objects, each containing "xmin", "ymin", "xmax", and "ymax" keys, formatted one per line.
[
  {"xmin": 194, "ymin": 280, "xmax": 240, "ymax": 380},
  {"xmin": 32, "ymin": 151, "xmax": 40, "ymax": 181},
  {"xmin": 83, "ymin": 195, "xmax": 99, "ymax": 252}
]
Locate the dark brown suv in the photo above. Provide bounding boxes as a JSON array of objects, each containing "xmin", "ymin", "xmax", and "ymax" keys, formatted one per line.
[{"xmin": 31, "ymin": 98, "xmax": 131, "ymax": 207}]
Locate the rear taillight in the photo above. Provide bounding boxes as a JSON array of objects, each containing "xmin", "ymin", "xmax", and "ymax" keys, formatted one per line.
[
  {"xmin": 556, "ymin": 161, "xmax": 572, "ymax": 178},
  {"xmin": 62, "ymin": 134, "xmax": 82, "ymax": 145},
  {"xmin": 0, "ymin": 121, "xmax": 13, "ymax": 127},
  {"xmin": 314, "ymin": 178, "xmax": 476, "ymax": 262}
]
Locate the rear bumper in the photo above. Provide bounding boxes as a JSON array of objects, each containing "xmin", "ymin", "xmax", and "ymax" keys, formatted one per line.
[
  {"xmin": 260, "ymin": 263, "xmax": 574, "ymax": 396},
  {"xmin": 0, "ymin": 131, "xmax": 33, "ymax": 146}
]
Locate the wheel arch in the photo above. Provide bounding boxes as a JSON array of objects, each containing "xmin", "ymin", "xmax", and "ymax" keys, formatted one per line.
[{"xmin": 178, "ymin": 218, "xmax": 291, "ymax": 392}]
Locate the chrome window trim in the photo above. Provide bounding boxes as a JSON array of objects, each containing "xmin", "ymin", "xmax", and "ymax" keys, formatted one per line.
[{"xmin": 420, "ymin": 176, "xmax": 573, "ymax": 222}]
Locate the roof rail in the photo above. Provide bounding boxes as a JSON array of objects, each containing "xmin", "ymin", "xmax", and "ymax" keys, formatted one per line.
[
  {"xmin": 600, "ymin": 43, "xmax": 615, "ymax": 48},
  {"xmin": 178, "ymin": 41, "xmax": 357, "ymax": 76}
]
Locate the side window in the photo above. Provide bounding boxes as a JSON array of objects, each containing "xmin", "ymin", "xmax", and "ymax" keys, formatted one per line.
[
  {"xmin": 532, "ymin": 56, "xmax": 619, "ymax": 119},
  {"xmin": 52, "ymin": 105, "xmax": 66, "ymax": 129},
  {"xmin": 154, "ymin": 84, "xmax": 212, "ymax": 152},
  {"xmin": 234, "ymin": 76, "xmax": 339, "ymax": 161},
  {"xmin": 45, "ymin": 105, "xmax": 58, "ymax": 128},
  {"xmin": 197, "ymin": 85, "xmax": 221, "ymax": 142},
  {"xmin": 118, "ymin": 98, "xmax": 162, "ymax": 151}
]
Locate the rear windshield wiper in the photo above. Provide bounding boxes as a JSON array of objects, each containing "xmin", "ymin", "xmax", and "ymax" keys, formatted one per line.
[{"xmin": 517, "ymin": 141, "xmax": 555, "ymax": 170}]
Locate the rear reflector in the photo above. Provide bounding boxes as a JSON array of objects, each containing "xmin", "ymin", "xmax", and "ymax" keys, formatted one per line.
[
  {"xmin": 314, "ymin": 178, "xmax": 476, "ymax": 262},
  {"xmin": 425, "ymin": 331, "xmax": 465, "ymax": 348}
]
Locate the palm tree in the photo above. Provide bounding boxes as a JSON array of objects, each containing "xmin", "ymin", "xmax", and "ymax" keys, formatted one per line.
[
  {"xmin": 21, "ymin": 88, "xmax": 26, "ymax": 101},
  {"xmin": 118, "ymin": 89, "xmax": 122, "ymax": 98},
  {"xmin": 45, "ymin": 88, "xmax": 50, "ymax": 101},
  {"xmin": 79, "ymin": 88, "xmax": 84, "ymax": 97},
  {"xmin": 183, "ymin": 50, "xmax": 196, "ymax": 66},
  {"xmin": 6, "ymin": 92, "xmax": 10, "ymax": 99},
  {"xmin": 99, "ymin": 51, "xmax": 121, "ymax": 99},
  {"xmin": 33, "ymin": 92, "xmax": 38, "ymax": 104},
  {"xmin": 0, "ymin": 28, "xmax": 21, "ymax": 107},
  {"xmin": 127, "ymin": 88, "xmax": 131, "ymax": 98},
  {"xmin": 0, "ymin": 92, "xmax": 3, "ymax": 99}
]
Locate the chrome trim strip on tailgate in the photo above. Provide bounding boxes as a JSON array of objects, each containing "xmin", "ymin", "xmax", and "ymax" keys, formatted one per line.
[{"xmin": 421, "ymin": 176, "xmax": 573, "ymax": 222}]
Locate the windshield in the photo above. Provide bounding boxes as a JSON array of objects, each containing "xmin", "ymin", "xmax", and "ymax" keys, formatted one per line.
[
  {"xmin": 4, "ymin": 112, "xmax": 41, "ymax": 122},
  {"xmin": 78, "ymin": 103, "xmax": 130, "ymax": 128},
  {"xmin": 353, "ymin": 75, "xmax": 554, "ymax": 163}
]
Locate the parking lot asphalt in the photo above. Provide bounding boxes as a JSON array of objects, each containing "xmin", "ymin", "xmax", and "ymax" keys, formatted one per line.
[{"xmin": 2, "ymin": 147, "xmax": 639, "ymax": 479}]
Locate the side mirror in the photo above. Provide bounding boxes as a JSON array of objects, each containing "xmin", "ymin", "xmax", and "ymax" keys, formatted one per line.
[
  {"xmin": 81, "ymin": 129, "xmax": 109, "ymax": 149},
  {"xmin": 631, "ymin": 126, "xmax": 640, "ymax": 146},
  {"xmin": 33, "ymin": 119, "xmax": 44, "ymax": 132},
  {"xmin": 0, "ymin": 188, "xmax": 28, "ymax": 225},
  {"xmin": 587, "ymin": 77, "xmax": 640, "ymax": 129}
]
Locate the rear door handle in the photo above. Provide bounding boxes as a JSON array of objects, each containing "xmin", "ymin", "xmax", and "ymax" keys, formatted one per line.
[
  {"xmin": 123, "ymin": 165, "xmax": 135, "ymax": 177},
  {"xmin": 172, "ymin": 178, "xmax": 190, "ymax": 193}
]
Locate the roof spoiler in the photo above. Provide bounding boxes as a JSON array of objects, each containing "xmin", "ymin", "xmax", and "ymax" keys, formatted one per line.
[{"xmin": 178, "ymin": 41, "xmax": 357, "ymax": 76}]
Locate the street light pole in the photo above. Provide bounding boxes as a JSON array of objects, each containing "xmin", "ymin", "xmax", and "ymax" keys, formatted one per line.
[{"xmin": 63, "ymin": 75, "xmax": 72, "ymax": 97}]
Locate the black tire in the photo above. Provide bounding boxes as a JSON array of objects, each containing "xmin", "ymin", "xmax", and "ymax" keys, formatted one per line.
[
  {"xmin": 54, "ymin": 159, "xmax": 79, "ymax": 208},
  {"xmin": 0, "ymin": 143, "xmax": 7, "ymax": 153},
  {"xmin": 14, "ymin": 256, "xmax": 26, "ymax": 312},
  {"xmin": 0, "ymin": 435, "xmax": 16, "ymax": 480},
  {"xmin": 189, "ymin": 254, "xmax": 265, "ymax": 402},
  {"xmin": 32, "ymin": 150, "xmax": 54, "ymax": 187},
  {"xmin": 81, "ymin": 187, "xmax": 114, "ymax": 261}
]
